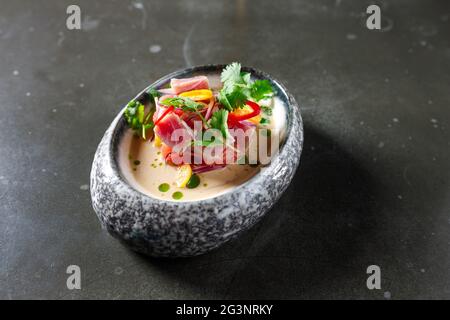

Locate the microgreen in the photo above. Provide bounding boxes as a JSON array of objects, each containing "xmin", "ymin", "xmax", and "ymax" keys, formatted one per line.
[
  {"xmin": 124, "ymin": 87, "xmax": 157, "ymax": 140},
  {"xmin": 159, "ymin": 97, "xmax": 203, "ymax": 112}
]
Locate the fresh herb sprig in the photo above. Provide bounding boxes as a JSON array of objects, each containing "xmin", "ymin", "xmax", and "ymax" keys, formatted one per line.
[
  {"xmin": 159, "ymin": 97, "xmax": 204, "ymax": 112},
  {"xmin": 209, "ymin": 109, "xmax": 230, "ymax": 139},
  {"xmin": 124, "ymin": 87, "xmax": 159, "ymax": 140},
  {"xmin": 192, "ymin": 109, "xmax": 233, "ymax": 148},
  {"xmin": 218, "ymin": 62, "xmax": 275, "ymax": 111},
  {"xmin": 160, "ymin": 96, "xmax": 209, "ymax": 127}
]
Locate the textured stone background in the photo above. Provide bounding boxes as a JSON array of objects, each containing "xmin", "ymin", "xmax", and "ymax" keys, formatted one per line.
[{"xmin": 0, "ymin": 0, "xmax": 449, "ymax": 299}]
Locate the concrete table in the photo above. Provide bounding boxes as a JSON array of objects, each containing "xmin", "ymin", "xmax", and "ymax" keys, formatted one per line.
[{"xmin": 0, "ymin": 0, "xmax": 449, "ymax": 299}]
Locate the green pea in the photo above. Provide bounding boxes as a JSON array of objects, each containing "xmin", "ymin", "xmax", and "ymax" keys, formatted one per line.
[
  {"xmin": 158, "ymin": 183, "xmax": 170, "ymax": 192},
  {"xmin": 186, "ymin": 174, "xmax": 200, "ymax": 189}
]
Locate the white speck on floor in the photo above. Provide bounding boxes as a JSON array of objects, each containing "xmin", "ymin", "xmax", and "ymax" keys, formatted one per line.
[
  {"xmin": 80, "ymin": 184, "xmax": 89, "ymax": 191},
  {"xmin": 13, "ymin": 70, "xmax": 19, "ymax": 76},
  {"xmin": 131, "ymin": 1, "xmax": 148, "ymax": 30},
  {"xmin": 57, "ymin": 31, "xmax": 65, "ymax": 47},
  {"xmin": 428, "ymin": 100, "xmax": 433, "ymax": 105},
  {"xmin": 384, "ymin": 291, "xmax": 391, "ymax": 300},
  {"xmin": 430, "ymin": 118, "xmax": 438, "ymax": 123},
  {"xmin": 52, "ymin": 108, "xmax": 57, "ymax": 113},
  {"xmin": 397, "ymin": 195, "xmax": 403, "ymax": 200},
  {"xmin": 149, "ymin": 44, "xmax": 161, "ymax": 53},
  {"xmin": 420, "ymin": 40, "xmax": 427, "ymax": 46},
  {"xmin": 393, "ymin": 118, "xmax": 399, "ymax": 123},
  {"xmin": 26, "ymin": 92, "xmax": 31, "ymax": 96},
  {"xmin": 378, "ymin": 141, "xmax": 385, "ymax": 148},
  {"xmin": 346, "ymin": 33, "xmax": 357, "ymax": 40},
  {"xmin": 420, "ymin": 268, "xmax": 426, "ymax": 273},
  {"xmin": 79, "ymin": 83, "xmax": 85, "ymax": 88},
  {"xmin": 360, "ymin": 121, "xmax": 365, "ymax": 126},
  {"xmin": 41, "ymin": 169, "xmax": 47, "ymax": 172},
  {"xmin": 132, "ymin": 1, "xmax": 143, "ymax": 9},
  {"xmin": 114, "ymin": 267, "xmax": 124, "ymax": 275}
]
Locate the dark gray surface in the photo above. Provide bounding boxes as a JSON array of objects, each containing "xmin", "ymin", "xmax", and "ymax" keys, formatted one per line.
[{"xmin": 0, "ymin": 0, "xmax": 449, "ymax": 300}]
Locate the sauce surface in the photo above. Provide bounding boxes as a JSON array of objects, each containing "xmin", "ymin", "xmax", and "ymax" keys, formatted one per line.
[{"xmin": 119, "ymin": 94, "xmax": 286, "ymax": 202}]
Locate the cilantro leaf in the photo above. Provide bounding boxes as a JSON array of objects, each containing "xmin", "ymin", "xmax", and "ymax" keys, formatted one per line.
[
  {"xmin": 218, "ymin": 90, "xmax": 232, "ymax": 111},
  {"xmin": 218, "ymin": 86, "xmax": 248, "ymax": 111},
  {"xmin": 219, "ymin": 63, "xmax": 276, "ymax": 110},
  {"xmin": 241, "ymin": 72, "xmax": 251, "ymax": 85},
  {"xmin": 221, "ymin": 62, "xmax": 242, "ymax": 90},
  {"xmin": 250, "ymin": 79, "xmax": 274, "ymax": 101},
  {"xmin": 209, "ymin": 109, "xmax": 230, "ymax": 139}
]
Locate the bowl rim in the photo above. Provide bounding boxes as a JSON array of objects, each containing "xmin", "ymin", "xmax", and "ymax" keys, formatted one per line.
[{"xmin": 108, "ymin": 64, "xmax": 303, "ymax": 205}]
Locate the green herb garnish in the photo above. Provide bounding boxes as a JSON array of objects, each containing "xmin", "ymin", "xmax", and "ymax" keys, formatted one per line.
[
  {"xmin": 209, "ymin": 109, "xmax": 230, "ymax": 139},
  {"xmin": 147, "ymin": 87, "xmax": 161, "ymax": 99},
  {"xmin": 160, "ymin": 96, "xmax": 209, "ymax": 127},
  {"xmin": 218, "ymin": 62, "xmax": 275, "ymax": 111},
  {"xmin": 124, "ymin": 87, "xmax": 159, "ymax": 140},
  {"xmin": 159, "ymin": 97, "xmax": 203, "ymax": 111},
  {"xmin": 251, "ymin": 79, "xmax": 275, "ymax": 101},
  {"xmin": 259, "ymin": 118, "xmax": 270, "ymax": 125}
]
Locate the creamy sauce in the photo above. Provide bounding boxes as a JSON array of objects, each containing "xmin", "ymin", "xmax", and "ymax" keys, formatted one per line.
[
  {"xmin": 118, "ymin": 86, "xmax": 287, "ymax": 202},
  {"xmin": 125, "ymin": 135, "xmax": 260, "ymax": 201}
]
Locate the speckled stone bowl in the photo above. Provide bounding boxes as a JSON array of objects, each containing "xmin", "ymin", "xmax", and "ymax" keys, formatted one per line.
[{"xmin": 90, "ymin": 65, "xmax": 303, "ymax": 257}]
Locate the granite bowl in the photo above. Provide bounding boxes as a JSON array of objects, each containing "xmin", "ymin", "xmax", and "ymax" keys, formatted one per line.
[{"xmin": 90, "ymin": 65, "xmax": 303, "ymax": 257}]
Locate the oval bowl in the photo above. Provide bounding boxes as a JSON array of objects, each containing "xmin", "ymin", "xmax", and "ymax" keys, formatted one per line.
[{"xmin": 90, "ymin": 65, "xmax": 304, "ymax": 257}]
